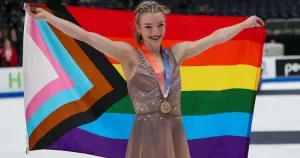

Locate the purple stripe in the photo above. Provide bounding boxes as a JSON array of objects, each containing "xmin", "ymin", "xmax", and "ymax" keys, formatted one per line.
[
  {"xmin": 49, "ymin": 128, "xmax": 250, "ymax": 158},
  {"xmin": 189, "ymin": 136, "xmax": 250, "ymax": 158},
  {"xmin": 49, "ymin": 128, "xmax": 128, "ymax": 158}
]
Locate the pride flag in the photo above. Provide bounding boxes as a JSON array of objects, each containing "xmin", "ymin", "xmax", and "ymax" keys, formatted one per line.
[{"xmin": 23, "ymin": 3, "xmax": 266, "ymax": 158}]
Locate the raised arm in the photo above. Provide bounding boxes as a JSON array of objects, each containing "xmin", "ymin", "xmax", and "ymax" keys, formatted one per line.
[
  {"xmin": 171, "ymin": 15, "xmax": 265, "ymax": 64},
  {"xmin": 24, "ymin": 4, "xmax": 137, "ymax": 66}
]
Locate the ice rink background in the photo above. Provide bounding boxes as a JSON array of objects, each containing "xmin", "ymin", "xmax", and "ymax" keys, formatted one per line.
[{"xmin": 1, "ymin": 93, "xmax": 300, "ymax": 158}]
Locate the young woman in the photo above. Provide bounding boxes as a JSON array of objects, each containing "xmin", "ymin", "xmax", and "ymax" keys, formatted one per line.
[
  {"xmin": 25, "ymin": 1, "xmax": 264, "ymax": 157},
  {"xmin": 1, "ymin": 39, "xmax": 18, "ymax": 67}
]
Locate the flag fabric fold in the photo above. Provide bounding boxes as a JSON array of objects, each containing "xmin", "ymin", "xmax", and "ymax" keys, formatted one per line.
[{"xmin": 23, "ymin": 3, "xmax": 266, "ymax": 158}]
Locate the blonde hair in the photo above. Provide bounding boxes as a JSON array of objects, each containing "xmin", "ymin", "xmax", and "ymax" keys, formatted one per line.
[{"xmin": 133, "ymin": 1, "xmax": 165, "ymax": 45}]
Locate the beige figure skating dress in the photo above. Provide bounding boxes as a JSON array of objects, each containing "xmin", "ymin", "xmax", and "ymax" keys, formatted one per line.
[{"xmin": 125, "ymin": 48, "xmax": 191, "ymax": 158}]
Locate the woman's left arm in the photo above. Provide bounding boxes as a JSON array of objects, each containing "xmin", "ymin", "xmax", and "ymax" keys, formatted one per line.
[{"xmin": 171, "ymin": 15, "xmax": 265, "ymax": 64}]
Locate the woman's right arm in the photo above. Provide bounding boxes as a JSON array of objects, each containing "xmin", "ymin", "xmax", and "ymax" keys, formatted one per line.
[{"xmin": 24, "ymin": 4, "xmax": 137, "ymax": 65}]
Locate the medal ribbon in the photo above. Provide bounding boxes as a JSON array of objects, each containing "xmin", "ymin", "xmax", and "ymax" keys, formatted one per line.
[{"xmin": 141, "ymin": 44, "xmax": 171, "ymax": 98}]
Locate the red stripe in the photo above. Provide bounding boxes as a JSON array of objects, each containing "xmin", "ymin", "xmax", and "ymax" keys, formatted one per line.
[
  {"xmin": 66, "ymin": 6, "xmax": 266, "ymax": 42},
  {"xmin": 105, "ymin": 37, "xmax": 263, "ymax": 67}
]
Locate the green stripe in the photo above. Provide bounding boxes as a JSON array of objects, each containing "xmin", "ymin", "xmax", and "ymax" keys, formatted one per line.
[
  {"xmin": 106, "ymin": 95, "xmax": 135, "ymax": 113},
  {"xmin": 106, "ymin": 89, "xmax": 256, "ymax": 115},
  {"xmin": 181, "ymin": 89, "xmax": 256, "ymax": 115}
]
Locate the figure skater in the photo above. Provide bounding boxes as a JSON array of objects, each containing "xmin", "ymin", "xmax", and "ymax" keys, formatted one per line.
[{"xmin": 24, "ymin": 1, "xmax": 264, "ymax": 157}]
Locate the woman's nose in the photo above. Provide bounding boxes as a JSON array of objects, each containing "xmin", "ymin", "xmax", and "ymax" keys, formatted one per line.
[{"xmin": 152, "ymin": 27, "xmax": 160, "ymax": 36}]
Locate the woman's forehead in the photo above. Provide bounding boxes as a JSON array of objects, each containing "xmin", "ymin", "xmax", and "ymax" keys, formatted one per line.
[{"xmin": 139, "ymin": 12, "xmax": 165, "ymax": 24}]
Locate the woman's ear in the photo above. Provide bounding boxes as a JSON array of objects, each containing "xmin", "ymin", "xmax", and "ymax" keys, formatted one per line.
[{"xmin": 135, "ymin": 23, "xmax": 140, "ymax": 33}]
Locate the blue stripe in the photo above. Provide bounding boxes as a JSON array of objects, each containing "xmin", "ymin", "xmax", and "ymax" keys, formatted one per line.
[
  {"xmin": 0, "ymin": 92, "xmax": 24, "ymax": 98},
  {"xmin": 183, "ymin": 112, "xmax": 252, "ymax": 139},
  {"xmin": 79, "ymin": 112, "xmax": 252, "ymax": 140},
  {"xmin": 27, "ymin": 20, "xmax": 92, "ymax": 136},
  {"xmin": 261, "ymin": 77, "xmax": 300, "ymax": 83}
]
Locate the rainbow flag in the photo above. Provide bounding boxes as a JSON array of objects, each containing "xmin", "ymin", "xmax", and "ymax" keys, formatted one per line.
[{"xmin": 23, "ymin": 3, "xmax": 266, "ymax": 158}]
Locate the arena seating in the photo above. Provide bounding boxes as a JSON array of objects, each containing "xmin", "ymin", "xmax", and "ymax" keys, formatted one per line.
[{"xmin": 1, "ymin": 0, "xmax": 300, "ymax": 63}]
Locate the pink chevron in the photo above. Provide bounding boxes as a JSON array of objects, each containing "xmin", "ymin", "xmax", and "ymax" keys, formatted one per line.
[{"xmin": 25, "ymin": 17, "xmax": 74, "ymax": 122}]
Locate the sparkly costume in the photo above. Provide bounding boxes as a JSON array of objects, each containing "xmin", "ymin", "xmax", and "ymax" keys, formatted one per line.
[{"xmin": 125, "ymin": 49, "xmax": 191, "ymax": 158}]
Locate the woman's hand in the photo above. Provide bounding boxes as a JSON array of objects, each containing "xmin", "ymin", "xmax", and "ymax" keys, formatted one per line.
[
  {"xmin": 242, "ymin": 15, "xmax": 265, "ymax": 28},
  {"xmin": 24, "ymin": 3, "xmax": 50, "ymax": 20}
]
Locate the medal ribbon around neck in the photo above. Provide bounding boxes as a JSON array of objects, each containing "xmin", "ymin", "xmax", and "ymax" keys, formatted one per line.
[{"xmin": 141, "ymin": 44, "xmax": 171, "ymax": 99}]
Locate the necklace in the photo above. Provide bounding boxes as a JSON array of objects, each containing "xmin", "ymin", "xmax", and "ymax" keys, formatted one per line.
[{"xmin": 140, "ymin": 44, "xmax": 172, "ymax": 114}]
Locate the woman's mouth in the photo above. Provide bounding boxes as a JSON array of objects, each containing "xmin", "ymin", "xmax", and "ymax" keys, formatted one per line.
[{"xmin": 149, "ymin": 35, "xmax": 162, "ymax": 41}]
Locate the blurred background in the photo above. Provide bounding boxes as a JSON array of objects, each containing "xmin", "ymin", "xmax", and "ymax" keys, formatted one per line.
[{"xmin": 0, "ymin": 0, "xmax": 300, "ymax": 158}]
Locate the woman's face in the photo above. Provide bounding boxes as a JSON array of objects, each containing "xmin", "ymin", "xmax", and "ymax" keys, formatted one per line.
[
  {"xmin": 137, "ymin": 11, "xmax": 166, "ymax": 45},
  {"xmin": 4, "ymin": 40, "xmax": 11, "ymax": 48}
]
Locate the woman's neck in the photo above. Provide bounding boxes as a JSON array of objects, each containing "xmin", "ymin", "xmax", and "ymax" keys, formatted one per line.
[{"xmin": 144, "ymin": 42, "xmax": 161, "ymax": 56}]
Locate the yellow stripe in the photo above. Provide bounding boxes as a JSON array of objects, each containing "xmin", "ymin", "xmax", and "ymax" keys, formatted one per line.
[
  {"xmin": 113, "ymin": 64, "xmax": 125, "ymax": 79},
  {"xmin": 180, "ymin": 65, "xmax": 261, "ymax": 91},
  {"xmin": 113, "ymin": 64, "xmax": 261, "ymax": 91}
]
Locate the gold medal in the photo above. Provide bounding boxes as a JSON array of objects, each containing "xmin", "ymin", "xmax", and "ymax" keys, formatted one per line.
[{"xmin": 160, "ymin": 100, "xmax": 171, "ymax": 113}]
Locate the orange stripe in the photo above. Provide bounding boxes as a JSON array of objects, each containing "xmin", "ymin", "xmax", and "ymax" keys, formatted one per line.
[
  {"xmin": 106, "ymin": 37, "xmax": 263, "ymax": 67},
  {"xmin": 181, "ymin": 40, "xmax": 263, "ymax": 67}
]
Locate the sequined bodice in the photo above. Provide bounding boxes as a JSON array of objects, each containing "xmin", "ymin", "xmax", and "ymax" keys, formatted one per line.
[{"xmin": 127, "ymin": 49, "xmax": 182, "ymax": 118}]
